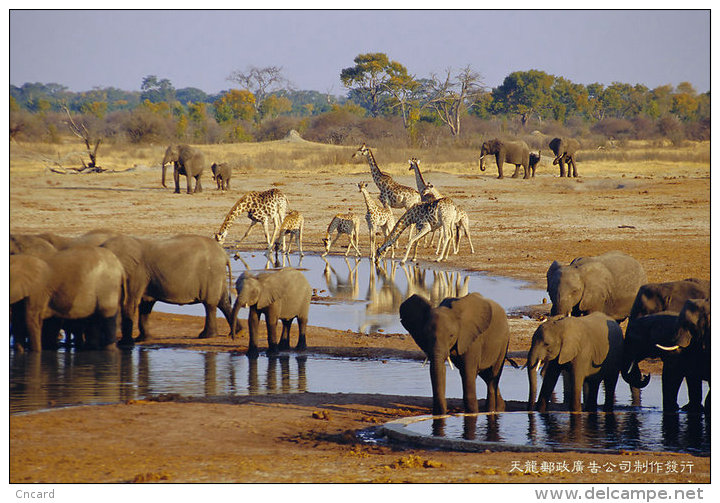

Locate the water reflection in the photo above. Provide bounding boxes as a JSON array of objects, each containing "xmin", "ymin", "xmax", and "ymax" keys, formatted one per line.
[
  {"xmin": 155, "ymin": 252, "xmax": 546, "ymax": 333},
  {"xmin": 414, "ymin": 411, "xmax": 710, "ymax": 454}
]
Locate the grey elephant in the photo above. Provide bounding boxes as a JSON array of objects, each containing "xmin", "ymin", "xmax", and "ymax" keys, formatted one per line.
[
  {"xmin": 161, "ymin": 144, "xmax": 205, "ymax": 194},
  {"xmin": 100, "ymin": 234, "xmax": 237, "ymax": 346},
  {"xmin": 399, "ymin": 293, "xmax": 510, "ymax": 415},
  {"xmin": 547, "ymin": 250, "xmax": 647, "ymax": 322},
  {"xmin": 621, "ymin": 311, "xmax": 689, "ymax": 412},
  {"xmin": 629, "ymin": 278, "xmax": 710, "ymax": 319},
  {"xmin": 657, "ymin": 299, "xmax": 710, "ymax": 413},
  {"xmin": 10, "ymin": 233, "xmax": 57, "ymax": 257},
  {"xmin": 210, "ymin": 162, "xmax": 232, "ymax": 191},
  {"xmin": 232, "ymin": 267, "xmax": 311, "ymax": 358},
  {"xmin": 478, "ymin": 138, "xmax": 531, "ymax": 179},
  {"xmin": 548, "ymin": 137, "xmax": 580, "ymax": 177},
  {"xmin": 526, "ymin": 313, "xmax": 623, "ymax": 412},
  {"xmin": 10, "ymin": 246, "xmax": 125, "ymax": 352}
]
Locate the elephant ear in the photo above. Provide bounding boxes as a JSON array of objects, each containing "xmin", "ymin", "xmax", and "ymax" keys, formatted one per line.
[
  {"xmin": 557, "ymin": 321, "xmax": 581, "ymax": 365},
  {"xmin": 578, "ymin": 263, "xmax": 610, "ymax": 313},
  {"xmin": 256, "ymin": 272, "xmax": 285, "ymax": 309},
  {"xmin": 445, "ymin": 294, "xmax": 493, "ymax": 355},
  {"xmin": 546, "ymin": 261, "xmax": 561, "ymax": 290}
]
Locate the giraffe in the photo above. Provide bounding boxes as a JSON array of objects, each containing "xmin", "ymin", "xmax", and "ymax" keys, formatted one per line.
[
  {"xmin": 357, "ymin": 181, "xmax": 395, "ymax": 260},
  {"xmin": 273, "ymin": 210, "xmax": 304, "ymax": 256},
  {"xmin": 376, "ymin": 197, "xmax": 457, "ymax": 264},
  {"xmin": 213, "ymin": 188, "xmax": 288, "ymax": 250},
  {"xmin": 408, "ymin": 157, "xmax": 442, "ymax": 201},
  {"xmin": 352, "ymin": 143, "xmax": 421, "ymax": 210},
  {"xmin": 452, "ymin": 208, "xmax": 475, "ymax": 255},
  {"xmin": 321, "ymin": 213, "xmax": 362, "ymax": 257}
]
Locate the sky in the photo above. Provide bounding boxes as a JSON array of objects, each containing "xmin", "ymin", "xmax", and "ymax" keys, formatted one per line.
[{"xmin": 8, "ymin": 9, "xmax": 711, "ymax": 96}]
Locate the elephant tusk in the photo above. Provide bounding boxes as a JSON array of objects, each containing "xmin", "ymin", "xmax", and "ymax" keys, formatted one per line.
[
  {"xmin": 422, "ymin": 358, "xmax": 428, "ymax": 368},
  {"xmin": 656, "ymin": 344, "xmax": 680, "ymax": 351},
  {"xmin": 533, "ymin": 361, "xmax": 541, "ymax": 373},
  {"xmin": 446, "ymin": 357, "xmax": 455, "ymax": 370}
]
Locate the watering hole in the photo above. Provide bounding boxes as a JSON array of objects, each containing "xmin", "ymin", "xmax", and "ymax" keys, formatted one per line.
[{"xmin": 155, "ymin": 251, "xmax": 547, "ymax": 333}]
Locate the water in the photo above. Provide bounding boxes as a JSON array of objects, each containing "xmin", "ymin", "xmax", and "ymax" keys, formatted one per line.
[
  {"xmin": 400, "ymin": 411, "xmax": 710, "ymax": 454},
  {"xmin": 155, "ymin": 251, "xmax": 546, "ymax": 333},
  {"xmin": 9, "ymin": 348, "xmax": 704, "ymax": 415}
]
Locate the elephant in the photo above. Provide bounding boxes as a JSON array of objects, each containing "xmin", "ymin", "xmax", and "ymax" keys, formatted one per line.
[
  {"xmin": 526, "ymin": 313, "xmax": 623, "ymax": 412},
  {"xmin": 620, "ymin": 311, "xmax": 691, "ymax": 412},
  {"xmin": 548, "ymin": 137, "xmax": 580, "ymax": 177},
  {"xmin": 35, "ymin": 229, "xmax": 119, "ymax": 251},
  {"xmin": 10, "ymin": 246, "xmax": 125, "ymax": 352},
  {"xmin": 161, "ymin": 144, "xmax": 205, "ymax": 194},
  {"xmin": 528, "ymin": 151, "xmax": 541, "ymax": 177},
  {"xmin": 100, "ymin": 234, "xmax": 238, "ymax": 346},
  {"xmin": 478, "ymin": 138, "xmax": 531, "ymax": 179},
  {"xmin": 656, "ymin": 299, "xmax": 710, "ymax": 413},
  {"xmin": 546, "ymin": 250, "xmax": 647, "ymax": 322},
  {"xmin": 210, "ymin": 162, "xmax": 232, "ymax": 191},
  {"xmin": 629, "ymin": 278, "xmax": 710, "ymax": 319},
  {"xmin": 10, "ymin": 233, "xmax": 57, "ymax": 257},
  {"xmin": 399, "ymin": 293, "xmax": 510, "ymax": 415},
  {"xmin": 231, "ymin": 267, "xmax": 311, "ymax": 358}
]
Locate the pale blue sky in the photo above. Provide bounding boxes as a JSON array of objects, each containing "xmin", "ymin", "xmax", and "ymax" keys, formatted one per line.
[{"xmin": 9, "ymin": 9, "xmax": 711, "ymax": 95}]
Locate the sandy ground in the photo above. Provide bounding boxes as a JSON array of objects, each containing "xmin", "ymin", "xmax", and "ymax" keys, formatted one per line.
[{"xmin": 8, "ymin": 141, "xmax": 711, "ymax": 485}]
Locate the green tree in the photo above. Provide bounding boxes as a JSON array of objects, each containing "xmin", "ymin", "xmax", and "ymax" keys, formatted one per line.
[
  {"xmin": 260, "ymin": 94, "xmax": 292, "ymax": 119},
  {"xmin": 213, "ymin": 89, "xmax": 256, "ymax": 123},
  {"xmin": 140, "ymin": 75, "xmax": 176, "ymax": 103},
  {"xmin": 492, "ymin": 70, "xmax": 555, "ymax": 126}
]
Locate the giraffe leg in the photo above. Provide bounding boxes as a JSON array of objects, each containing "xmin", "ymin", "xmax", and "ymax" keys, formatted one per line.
[
  {"xmin": 298, "ymin": 224, "xmax": 304, "ymax": 257},
  {"xmin": 238, "ymin": 221, "xmax": 258, "ymax": 244},
  {"xmin": 352, "ymin": 232, "xmax": 362, "ymax": 257},
  {"xmin": 403, "ymin": 227, "xmax": 431, "ymax": 264}
]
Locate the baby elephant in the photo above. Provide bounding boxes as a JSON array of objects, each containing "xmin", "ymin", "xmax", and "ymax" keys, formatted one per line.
[
  {"xmin": 232, "ymin": 267, "xmax": 311, "ymax": 358},
  {"xmin": 210, "ymin": 162, "xmax": 232, "ymax": 191}
]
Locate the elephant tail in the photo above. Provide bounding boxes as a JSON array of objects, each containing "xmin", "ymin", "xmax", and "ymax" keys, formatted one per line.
[{"xmin": 225, "ymin": 256, "xmax": 233, "ymax": 298}]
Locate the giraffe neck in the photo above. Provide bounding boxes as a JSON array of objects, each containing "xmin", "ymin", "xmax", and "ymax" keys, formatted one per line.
[
  {"xmin": 216, "ymin": 196, "xmax": 250, "ymax": 237},
  {"xmin": 410, "ymin": 162, "xmax": 428, "ymax": 191},
  {"xmin": 379, "ymin": 211, "xmax": 414, "ymax": 252},
  {"xmin": 359, "ymin": 187, "xmax": 378, "ymax": 211},
  {"xmin": 364, "ymin": 149, "xmax": 384, "ymax": 184}
]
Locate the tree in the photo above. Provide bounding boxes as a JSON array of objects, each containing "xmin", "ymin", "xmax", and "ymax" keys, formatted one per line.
[
  {"xmin": 227, "ymin": 65, "xmax": 291, "ymax": 116},
  {"xmin": 140, "ymin": 75, "xmax": 175, "ymax": 103},
  {"xmin": 492, "ymin": 70, "xmax": 555, "ymax": 126},
  {"xmin": 213, "ymin": 89, "xmax": 256, "ymax": 123},
  {"xmin": 62, "ymin": 105, "xmax": 103, "ymax": 171},
  {"xmin": 423, "ymin": 66, "xmax": 486, "ymax": 136},
  {"xmin": 260, "ymin": 94, "xmax": 292, "ymax": 120},
  {"xmin": 341, "ymin": 53, "xmax": 417, "ymax": 119}
]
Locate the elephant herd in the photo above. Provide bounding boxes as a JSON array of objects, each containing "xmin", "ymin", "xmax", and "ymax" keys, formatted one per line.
[
  {"xmin": 479, "ymin": 136, "xmax": 579, "ymax": 179},
  {"xmin": 401, "ymin": 250, "xmax": 710, "ymax": 417}
]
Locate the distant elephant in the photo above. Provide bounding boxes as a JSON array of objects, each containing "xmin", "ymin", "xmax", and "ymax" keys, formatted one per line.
[
  {"xmin": 35, "ymin": 229, "xmax": 119, "ymax": 251},
  {"xmin": 629, "ymin": 278, "xmax": 710, "ymax": 319},
  {"xmin": 232, "ymin": 267, "xmax": 311, "ymax": 358},
  {"xmin": 100, "ymin": 234, "xmax": 237, "ymax": 346},
  {"xmin": 526, "ymin": 313, "xmax": 623, "ymax": 412},
  {"xmin": 528, "ymin": 151, "xmax": 541, "ymax": 177},
  {"xmin": 210, "ymin": 162, "xmax": 232, "ymax": 191},
  {"xmin": 478, "ymin": 138, "xmax": 531, "ymax": 179},
  {"xmin": 657, "ymin": 299, "xmax": 711, "ymax": 413},
  {"xmin": 399, "ymin": 293, "xmax": 510, "ymax": 415},
  {"xmin": 161, "ymin": 144, "xmax": 205, "ymax": 194},
  {"xmin": 548, "ymin": 137, "xmax": 580, "ymax": 177},
  {"xmin": 546, "ymin": 250, "xmax": 647, "ymax": 322},
  {"xmin": 10, "ymin": 246, "xmax": 125, "ymax": 352},
  {"xmin": 621, "ymin": 311, "xmax": 687, "ymax": 412}
]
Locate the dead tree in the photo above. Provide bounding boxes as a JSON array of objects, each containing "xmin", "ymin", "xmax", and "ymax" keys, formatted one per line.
[{"xmin": 62, "ymin": 106, "xmax": 103, "ymax": 172}]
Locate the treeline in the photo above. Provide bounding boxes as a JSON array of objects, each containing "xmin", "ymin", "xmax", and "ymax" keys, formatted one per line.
[{"xmin": 9, "ymin": 54, "xmax": 710, "ymax": 147}]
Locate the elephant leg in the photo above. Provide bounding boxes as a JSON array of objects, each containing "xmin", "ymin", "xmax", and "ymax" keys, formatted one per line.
[
  {"xmin": 173, "ymin": 167, "xmax": 181, "ymax": 194},
  {"xmin": 198, "ymin": 302, "xmax": 219, "ymax": 339},
  {"xmin": 278, "ymin": 320, "xmax": 292, "ymax": 350},
  {"xmin": 247, "ymin": 308, "xmax": 261, "ymax": 358},
  {"xmin": 602, "ymin": 371, "xmax": 619, "ymax": 412},
  {"xmin": 569, "ymin": 159, "xmax": 578, "ymax": 177},
  {"xmin": 118, "ymin": 298, "xmax": 138, "ymax": 348},
  {"xmin": 511, "ymin": 163, "xmax": 521, "ymax": 178},
  {"xmin": 559, "ymin": 159, "xmax": 567, "ymax": 177},
  {"xmin": 683, "ymin": 369, "xmax": 704, "ymax": 413},
  {"xmin": 218, "ymin": 293, "xmax": 240, "ymax": 338},
  {"xmin": 583, "ymin": 376, "xmax": 600, "ymax": 412},
  {"xmin": 86, "ymin": 314, "xmax": 119, "ymax": 351},
  {"xmin": 523, "ymin": 164, "xmax": 530, "ymax": 179},
  {"xmin": 496, "ymin": 157, "xmax": 504, "ymax": 179},
  {"xmin": 41, "ymin": 317, "xmax": 62, "ymax": 351},
  {"xmin": 661, "ymin": 360, "xmax": 683, "ymax": 413},
  {"xmin": 186, "ymin": 174, "xmax": 193, "ymax": 194},
  {"xmin": 537, "ymin": 364, "xmax": 562, "ymax": 413},
  {"xmin": 458, "ymin": 357, "xmax": 479, "ymax": 413},
  {"xmin": 194, "ymin": 174, "xmax": 202, "ymax": 193},
  {"xmin": 265, "ymin": 310, "xmax": 280, "ymax": 355},
  {"xmin": 295, "ymin": 317, "xmax": 308, "ymax": 351},
  {"xmin": 136, "ymin": 299, "xmax": 156, "ymax": 342}
]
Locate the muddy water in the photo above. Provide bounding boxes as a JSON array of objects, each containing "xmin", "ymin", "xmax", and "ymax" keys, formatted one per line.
[{"xmin": 155, "ymin": 251, "xmax": 547, "ymax": 333}]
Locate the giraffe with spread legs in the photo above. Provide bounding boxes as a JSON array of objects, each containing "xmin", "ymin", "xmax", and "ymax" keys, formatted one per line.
[
  {"xmin": 352, "ymin": 144, "xmax": 421, "ymax": 210},
  {"xmin": 213, "ymin": 188, "xmax": 288, "ymax": 250},
  {"xmin": 321, "ymin": 213, "xmax": 362, "ymax": 257},
  {"xmin": 273, "ymin": 210, "xmax": 304, "ymax": 256},
  {"xmin": 376, "ymin": 197, "xmax": 457, "ymax": 264},
  {"xmin": 357, "ymin": 182, "xmax": 395, "ymax": 259}
]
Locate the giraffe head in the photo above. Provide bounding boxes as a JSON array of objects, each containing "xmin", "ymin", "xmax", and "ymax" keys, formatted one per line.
[
  {"xmin": 352, "ymin": 143, "xmax": 370, "ymax": 159},
  {"xmin": 213, "ymin": 231, "xmax": 227, "ymax": 244},
  {"xmin": 357, "ymin": 181, "xmax": 368, "ymax": 192},
  {"xmin": 408, "ymin": 157, "xmax": 420, "ymax": 171}
]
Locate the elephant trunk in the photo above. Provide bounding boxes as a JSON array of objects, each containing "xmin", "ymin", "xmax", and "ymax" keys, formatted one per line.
[
  {"xmin": 621, "ymin": 359, "xmax": 651, "ymax": 389},
  {"xmin": 161, "ymin": 158, "xmax": 168, "ymax": 188},
  {"xmin": 526, "ymin": 348, "xmax": 542, "ymax": 411},
  {"xmin": 429, "ymin": 348, "xmax": 448, "ymax": 415},
  {"xmin": 478, "ymin": 155, "xmax": 486, "ymax": 172}
]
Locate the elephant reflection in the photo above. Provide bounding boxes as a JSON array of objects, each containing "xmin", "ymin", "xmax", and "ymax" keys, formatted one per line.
[{"xmin": 246, "ymin": 355, "xmax": 307, "ymax": 395}]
